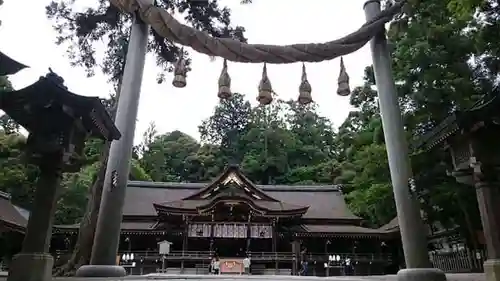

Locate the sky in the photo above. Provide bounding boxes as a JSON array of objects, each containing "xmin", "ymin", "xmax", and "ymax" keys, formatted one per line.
[{"xmin": 0, "ymin": 0, "xmax": 373, "ymax": 144}]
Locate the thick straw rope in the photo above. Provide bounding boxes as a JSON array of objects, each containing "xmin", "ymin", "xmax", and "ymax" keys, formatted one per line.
[{"xmin": 109, "ymin": 0, "xmax": 405, "ymax": 63}]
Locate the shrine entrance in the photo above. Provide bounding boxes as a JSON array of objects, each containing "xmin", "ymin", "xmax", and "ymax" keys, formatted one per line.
[{"xmin": 214, "ymin": 238, "xmax": 247, "ymax": 257}]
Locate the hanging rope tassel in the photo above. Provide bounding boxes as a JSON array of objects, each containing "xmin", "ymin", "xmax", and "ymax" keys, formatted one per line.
[
  {"xmin": 218, "ymin": 59, "xmax": 232, "ymax": 99},
  {"xmin": 337, "ymin": 57, "xmax": 351, "ymax": 96},
  {"xmin": 257, "ymin": 63, "xmax": 273, "ymax": 106},
  {"xmin": 298, "ymin": 63, "xmax": 313, "ymax": 105},
  {"xmin": 172, "ymin": 48, "xmax": 187, "ymax": 88}
]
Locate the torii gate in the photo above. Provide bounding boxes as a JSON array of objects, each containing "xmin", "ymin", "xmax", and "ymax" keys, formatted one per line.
[{"xmin": 75, "ymin": 1, "xmax": 448, "ymax": 281}]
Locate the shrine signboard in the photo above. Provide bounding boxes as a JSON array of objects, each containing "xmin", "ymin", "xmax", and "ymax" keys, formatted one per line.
[{"xmin": 158, "ymin": 240, "xmax": 172, "ymax": 255}]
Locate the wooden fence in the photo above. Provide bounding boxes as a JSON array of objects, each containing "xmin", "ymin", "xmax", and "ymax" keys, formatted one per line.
[{"xmin": 429, "ymin": 248, "xmax": 486, "ymax": 273}]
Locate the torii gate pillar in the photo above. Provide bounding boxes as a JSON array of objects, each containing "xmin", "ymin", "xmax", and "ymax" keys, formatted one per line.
[
  {"xmin": 364, "ymin": 1, "xmax": 447, "ymax": 281},
  {"xmin": 76, "ymin": 2, "xmax": 152, "ymax": 277}
]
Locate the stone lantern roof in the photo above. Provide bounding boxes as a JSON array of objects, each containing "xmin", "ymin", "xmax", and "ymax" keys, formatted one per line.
[{"xmin": 0, "ymin": 51, "xmax": 27, "ymax": 76}]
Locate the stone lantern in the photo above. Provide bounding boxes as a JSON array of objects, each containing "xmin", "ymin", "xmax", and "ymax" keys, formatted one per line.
[
  {"xmin": 1, "ymin": 71, "xmax": 121, "ymax": 281},
  {"xmin": 0, "ymin": 51, "xmax": 27, "ymax": 76},
  {"xmin": 416, "ymin": 94, "xmax": 500, "ymax": 281}
]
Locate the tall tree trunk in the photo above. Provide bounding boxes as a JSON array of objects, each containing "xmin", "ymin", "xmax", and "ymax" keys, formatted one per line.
[{"xmin": 54, "ymin": 142, "xmax": 111, "ymax": 276}]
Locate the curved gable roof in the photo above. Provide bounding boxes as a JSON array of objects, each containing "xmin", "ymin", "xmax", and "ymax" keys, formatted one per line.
[
  {"xmin": 125, "ymin": 181, "xmax": 360, "ymax": 221},
  {"xmin": 154, "ymin": 193, "xmax": 309, "ymax": 216},
  {"xmin": 183, "ymin": 164, "xmax": 277, "ymax": 201}
]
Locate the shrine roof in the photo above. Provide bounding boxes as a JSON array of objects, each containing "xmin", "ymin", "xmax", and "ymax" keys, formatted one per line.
[
  {"xmin": 54, "ymin": 221, "xmax": 157, "ymax": 230},
  {"xmin": 154, "ymin": 195, "xmax": 309, "ymax": 216},
  {"xmin": 53, "ymin": 221, "xmax": 169, "ymax": 235},
  {"xmin": 414, "ymin": 94, "xmax": 500, "ymax": 151},
  {"xmin": 378, "ymin": 217, "xmax": 457, "ymax": 237},
  {"xmin": 378, "ymin": 217, "xmax": 399, "ymax": 233},
  {"xmin": 0, "ymin": 191, "xmax": 28, "ymax": 232},
  {"xmin": 183, "ymin": 165, "xmax": 278, "ymax": 201},
  {"xmin": 301, "ymin": 224, "xmax": 387, "ymax": 234},
  {"xmin": 124, "ymin": 181, "xmax": 360, "ymax": 221},
  {"xmin": 293, "ymin": 224, "xmax": 388, "ymax": 237}
]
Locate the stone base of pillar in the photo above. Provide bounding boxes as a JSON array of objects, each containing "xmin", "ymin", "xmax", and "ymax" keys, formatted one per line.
[
  {"xmin": 484, "ymin": 259, "xmax": 500, "ymax": 281},
  {"xmin": 75, "ymin": 265, "xmax": 126, "ymax": 277},
  {"xmin": 397, "ymin": 268, "xmax": 447, "ymax": 281},
  {"xmin": 7, "ymin": 253, "xmax": 53, "ymax": 281}
]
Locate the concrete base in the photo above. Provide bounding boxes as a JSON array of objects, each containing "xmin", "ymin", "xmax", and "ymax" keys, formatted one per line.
[
  {"xmin": 7, "ymin": 253, "xmax": 54, "ymax": 281},
  {"xmin": 397, "ymin": 268, "xmax": 447, "ymax": 281},
  {"xmin": 75, "ymin": 265, "xmax": 126, "ymax": 277},
  {"xmin": 484, "ymin": 259, "xmax": 500, "ymax": 281}
]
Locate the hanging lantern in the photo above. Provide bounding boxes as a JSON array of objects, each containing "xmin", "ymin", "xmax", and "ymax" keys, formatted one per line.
[
  {"xmin": 172, "ymin": 49, "xmax": 187, "ymax": 88},
  {"xmin": 337, "ymin": 57, "xmax": 351, "ymax": 96},
  {"xmin": 218, "ymin": 59, "xmax": 231, "ymax": 99},
  {"xmin": 257, "ymin": 63, "xmax": 273, "ymax": 105},
  {"xmin": 298, "ymin": 63, "xmax": 313, "ymax": 105}
]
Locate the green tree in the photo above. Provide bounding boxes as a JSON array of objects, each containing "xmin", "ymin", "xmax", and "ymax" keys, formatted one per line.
[
  {"xmin": 140, "ymin": 130, "xmax": 201, "ymax": 182},
  {"xmin": 241, "ymin": 100, "xmax": 296, "ymax": 184},
  {"xmin": 0, "ymin": 132, "xmax": 37, "ymax": 209},
  {"xmin": 199, "ymin": 93, "xmax": 252, "ymax": 164},
  {"xmin": 282, "ymin": 100, "xmax": 339, "ymax": 184}
]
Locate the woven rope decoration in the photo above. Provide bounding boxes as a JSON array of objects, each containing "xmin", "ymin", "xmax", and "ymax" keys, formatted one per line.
[{"xmin": 109, "ymin": 0, "xmax": 406, "ymax": 63}]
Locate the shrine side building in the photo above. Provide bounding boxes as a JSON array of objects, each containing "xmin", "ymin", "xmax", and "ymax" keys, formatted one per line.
[{"xmin": 53, "ymin": 165, "xmax": 398, "ymax": 275}]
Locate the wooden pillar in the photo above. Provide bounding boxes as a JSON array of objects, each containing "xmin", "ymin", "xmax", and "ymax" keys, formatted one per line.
[
  {"xmin": 377, "ymin": 239, "xmax": 385, "ymax": 275},
  {"xmin": 246, "ymin": 213, "xmax": 252, "ymax": 253},
  {"xmin": 291, "ymin": 240, "xmax": 300, "ymax": 275},
  {"xmin": 272, "ymin": 219, "xmax": 278, "ymax": 273},
  {"xmin": 352, "ymin": 239, "xmax": 358, "ymax": 276},
  {"xmin": 210, "ymin": 212, "xmax": 215, "ymax": 254},
  {"xmin": 182, "ymin": 217, "xmax": 189, "ymax": 253},
  {"xmin": 181, "ymin": 216, "xmax": 189, "ymax": 273},
  {"xmin": 272, "ymin": 220, "xmax": 277, "ymax": 252}
]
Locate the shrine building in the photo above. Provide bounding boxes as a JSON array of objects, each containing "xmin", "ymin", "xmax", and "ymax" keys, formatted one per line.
[{"xmin": 46, "ymin": 165, "xmax": 398, "ymax": 275}]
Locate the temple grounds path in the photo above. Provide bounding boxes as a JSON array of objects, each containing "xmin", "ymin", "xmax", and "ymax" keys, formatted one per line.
[{"xmin": 0, "ymin": 273, "xmax": 487, "ymax": 281}]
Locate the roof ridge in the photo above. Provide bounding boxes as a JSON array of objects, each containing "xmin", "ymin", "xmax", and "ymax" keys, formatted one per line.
[
  {"xmin": 182, "ymin": 165, "xmax": 278, "ymax": 201},
  {"xmin": 127, "ymin": 181, "xmax": 343, "ymax": 192}
]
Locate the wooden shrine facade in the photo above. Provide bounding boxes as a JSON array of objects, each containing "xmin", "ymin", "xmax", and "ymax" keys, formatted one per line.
[{"xmin": 52, "ymin": 165, "xmax": 399, "ymax": 276}]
